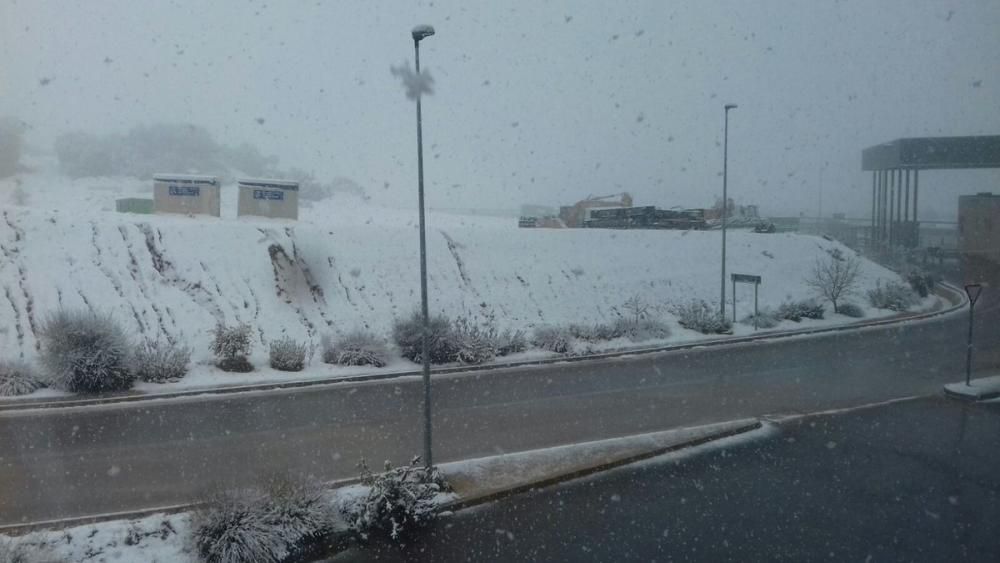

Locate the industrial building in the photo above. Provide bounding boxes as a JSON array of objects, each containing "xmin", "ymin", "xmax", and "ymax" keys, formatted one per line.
[
  {"xmin": 862, "ymin": 135, "xmax": 1000, "ymax": 250},
  {"xmin": 237, "ymin": 178, "xmax": 299, "ymax": 220},
  {"xmin": 958, "ymin": 192, "xmax": 1000, "ymax": 285},
  {"xmin": 153, "ymin": 174, "xmax": 221, "ymax": 217}
]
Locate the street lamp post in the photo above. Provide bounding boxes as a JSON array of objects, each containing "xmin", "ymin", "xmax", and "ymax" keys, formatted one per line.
[
  {"xmin": 720, "ymin": 103, "xmax": 737, "ymax": 321},
  {"xmin": 412, "ymin": 24, "xmax": 435, "ymax": 468}
]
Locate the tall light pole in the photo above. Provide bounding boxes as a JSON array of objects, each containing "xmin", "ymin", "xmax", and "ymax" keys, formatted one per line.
[
  {"xmin": 720, "ymin": 103, "xmax": 737, "ymax": 322},
  {"xmin": 412, "ymin": 24, "xmax": 435, "ymax": 468}
]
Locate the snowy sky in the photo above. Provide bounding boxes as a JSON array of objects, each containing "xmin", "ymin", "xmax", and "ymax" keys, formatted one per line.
[{"xmin": 1, "ymin": 0, "xmax": 998, "ymax": 218}]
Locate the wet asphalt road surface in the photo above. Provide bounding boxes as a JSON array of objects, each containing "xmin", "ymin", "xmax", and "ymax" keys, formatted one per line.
[
  {"xmin": 1, "ymin": 289, "xmax": 997, "ymax": 525},
  {"xmin": 335, "ymin": 396, "xmax": 1000, "ymax": 562}
]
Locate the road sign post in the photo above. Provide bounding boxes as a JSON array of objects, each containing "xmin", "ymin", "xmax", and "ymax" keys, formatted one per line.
[
  {"xmin": 964, "ymin": 284, "xmax": 983, "ymax": 386},
  {"xmin": 731, "ymin": 273, "xmax": 762, "ymax": 329}
]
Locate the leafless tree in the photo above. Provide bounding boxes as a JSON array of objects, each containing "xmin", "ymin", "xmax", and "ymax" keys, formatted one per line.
[
  {"xmin": 622, "ymin": 295, "xmax": 651, "ymax": 324},
  {"xmin": 805, "ymin": 254, "xmax": 861, "ymax": 313}
]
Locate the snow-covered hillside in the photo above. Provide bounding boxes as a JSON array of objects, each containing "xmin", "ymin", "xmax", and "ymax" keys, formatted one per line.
[{"xmin": 0, "ymin": 160, "xmax": 909, "ymax": 367}]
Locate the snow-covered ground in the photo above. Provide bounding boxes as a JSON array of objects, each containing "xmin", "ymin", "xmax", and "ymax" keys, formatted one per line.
[{"xmin": 0, "ymin": 156, "xmax": 931, "ymax": 398}]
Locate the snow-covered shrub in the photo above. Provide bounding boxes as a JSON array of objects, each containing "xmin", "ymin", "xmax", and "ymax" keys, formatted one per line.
[
  {"xmin": 615, "ymin": 318, "xmax": 672, "ymax": 341},
  {"xmin": 0, "ymin": 538, "xmax": 63, "ymax": 563},
  {"xmin": 40, "ymin": 310, "xmax": 134, "ymax": 393},
  {"xmin": 192, "ymin": 489, "xmax": 280, "ymax": 563},
  {"xmin": 671, "ymin": 300, "xmax": 732, "ymax": 334},
  {"xmin": 343, "ymin": 457, "xmax": 448, "ymax": 542},
  {"xmin": 837, "ymin": 302, "xmax": 865, "ymax": 318},
  {"xmin": 451, "ymin": 317, "xmax": 497, "ymax": 365},
  {"xmin": 131, "ymin": 341, "xmax": 191, "ymax": 383},
  {"xmin": 740, "ymin": 311, "xmax": 780, "ymax": 329},
  {"xmin": 868, "ymin": 280, "xmax": 917, "ymax": 311},
  {"xmin": 0, "ymin": 360, "xmax": 44, "ymax": 396},
  {"xmin": 193, "ymin": 476, "xmax": 333, "ymax": 563},
  {"xmin": 392, "ymin": 311, "xmax": 457, "ymax": 364},
  {"xmin": 776, "ymin": 299, "xmax": 825, "ymax": 322},
  {"xmin": 323, "ymin": 330, "xmax": 389, "ymax": 367},
  {"xmin": 496, "ymin": 328, "xmax": 528, "ymax": 356},
  {"xmin": 906, "ymin": 271, "xmax": 936, "ymax": 298},
  {"xmin": 568, "ymin": 322, "xmax": 624, "ymax": 342},
  {"xmin": 258, "ymin": 475, "xmax": 334, "ymax": 552},
  {"xmin": 269, "ymin": 337, "xmax": 307, "ymax": 372},
  {"xmin": 211, "ymin": 322, "xmax": 254, "ymax": 372},
  {"xmin": 531, "ymin": 325, "xmax": 572, "ymax": 353}
]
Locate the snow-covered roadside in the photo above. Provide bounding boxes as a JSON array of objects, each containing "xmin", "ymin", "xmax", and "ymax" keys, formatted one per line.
[
  {"xmin": 0, "ymin": 294, "xmax": 940, "ymax": 403},
  {"xmin": 0, "ymin": 162, "xmax": 931, "ymax": 401},
  {"xmin": 0, "ymin": 483, "xmax": 455, "ymax": 563}
]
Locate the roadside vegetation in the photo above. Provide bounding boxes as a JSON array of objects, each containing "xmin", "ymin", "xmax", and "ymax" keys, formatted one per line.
[
  {"xmin": 7, "ymin": 268, "xmax": 928, "ymax": 399},
  {"xmin": 39, "ymin": 310, "xmax": 134, "ymax": 393}
]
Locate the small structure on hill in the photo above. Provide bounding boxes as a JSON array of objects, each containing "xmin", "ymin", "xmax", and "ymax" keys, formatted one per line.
[
  {"xmin": 153, "ymin": 174, "xmax": 221, "ymax": 217},
  {"xmin": 115, "ymin": 198, "xmax": 153, "ymax": 214},
  {"xmin": 237, "ymin": 178, "xmax": 299, "ymax": 220}
]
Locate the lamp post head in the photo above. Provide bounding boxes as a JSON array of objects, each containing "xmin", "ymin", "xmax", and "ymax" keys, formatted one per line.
[
  {"xmin": 412, "ymin": 25, "xmax": 435, "ymax": 41},
  {"xmin": 725, "ymin": 103, "xmax": 738, "ymax": 111}
]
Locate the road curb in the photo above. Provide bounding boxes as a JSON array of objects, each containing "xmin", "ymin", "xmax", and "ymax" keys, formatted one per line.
[
  {"xmin": 0, "ymin": 421, "xmax": 762, "ymax": 538},
  {"xmin": 943, "ymin": 387, "xmax": 1000, "ymax": 402},
  {"xmin": 0, "ymin": 283, "xmax": 966, "ymax": 413},
  {"xmin": 942, "ymin": 378, "xmax": 1000, "ymax": 402},
  {"xmin": 440, "ymin": 419, "xmax": 764, "ymax": 513}
]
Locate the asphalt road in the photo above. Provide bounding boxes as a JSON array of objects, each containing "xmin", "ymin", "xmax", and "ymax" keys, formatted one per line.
[
  {"xmin": 1, "ymin": 291, "xmax": 997, "ymax": 526},
  {"xmin": 336, "ymin": 396, "xmax": 1000, "ymax": 562}
]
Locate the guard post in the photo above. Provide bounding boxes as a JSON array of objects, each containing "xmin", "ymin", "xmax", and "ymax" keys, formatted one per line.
[{"xmin": 731, "ymin": 273, "xmax": 762, "ymax": 329}]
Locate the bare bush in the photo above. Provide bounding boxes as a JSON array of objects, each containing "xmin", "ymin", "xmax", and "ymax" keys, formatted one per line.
[
  {"xmin": 805, "ymin": 254, "xmax": 861, "ymax": 313},
  {"xmin": 837, "ymin": 302, "xmax": 865, "ymax": 318},
  {"xmin": 323, "ymin": 330, "xmax": 389, "ymax": 367},
  {"xmin": 211, "ymin": 323, "xmax": 253, "ymax": 372},
  {"xmin": 531, "ymin": 326, "xmax": 572, "ymax": 353},
  {"xmin": 671, "ymin": 300, "xmax": 732, "ymax": 334},
  {"xmin": 40, "ymin": 310, "xmax": 134, "ymax": 393},
  {"xmin": 568, "ymin": 323, "xmax": 624, "ymax": 342},
  {"xmin": 621, "ymin": 295, "xmax": 651, "ymax": 324},
  {"xmin": 269, "ymin": 337, "xmax": 307, "ymax": 372},
  {"xmin": 0, "ymin": 360, "xmax": 44, "ymax": 396},
  {"xmin": 867, "ymin": 280, "xmax": 917, "ymax": 311},
  {"xmin": 343, "ymin": 456, "xmax": 448, "ymax": 543},
  {"xmin": 615, "ymin": 318, "xmax": 672, "ymax": 341},
  {"xmin": 776, "ymin": 299, "xmax": 825, "ymax": 322},
  {"xmin": 496, "ymin": 328, "xmax": 528, "ymax": 356},
  {"xmin": 740, "ymin": 310, "xmax": 780, "ymax": 329},
  {"xmin": 131, "ymin": 341, "xmax": 190, "ymax": 383}
]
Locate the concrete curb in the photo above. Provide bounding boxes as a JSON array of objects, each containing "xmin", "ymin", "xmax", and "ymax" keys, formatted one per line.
[
  {"xmin": 0, "ymin": 283, "xmax": 966, "ymax": 413},
  {"xmin": 942, "ymin": 375, "xmax": 1000, "ymax": 402},
  {"xmin": 943, "ymin": 387, "xmax": 1000, "ymax": 402},
  {"xmin": 440, "ymin": 418, "xmax": 763, "ymax": 512}
]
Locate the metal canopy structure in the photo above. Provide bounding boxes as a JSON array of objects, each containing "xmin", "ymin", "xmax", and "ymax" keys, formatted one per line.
[{"xmin": 861, "ymin": 135, "xmax": 1000, "ymax": 249}]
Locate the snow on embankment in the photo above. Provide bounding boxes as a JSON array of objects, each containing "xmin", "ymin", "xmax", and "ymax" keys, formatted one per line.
[{"xmin": 0, "ymin": 201, "xmax": 902, "ymax": 365}]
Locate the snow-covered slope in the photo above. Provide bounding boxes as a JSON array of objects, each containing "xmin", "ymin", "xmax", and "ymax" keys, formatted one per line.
[{"xmin": 0, "ymin": 162, "xmax": 906, "ymax": 366}]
